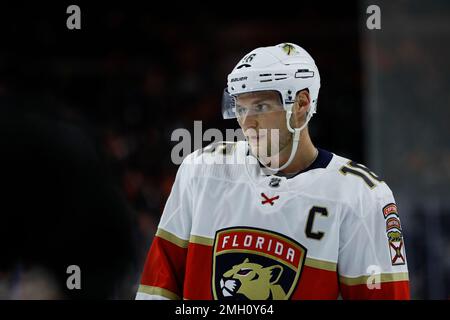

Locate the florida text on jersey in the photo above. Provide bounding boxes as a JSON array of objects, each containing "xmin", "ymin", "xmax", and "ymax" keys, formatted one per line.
[{"xmin": 136, "ymin": 141, "xmax": 410, "ymax": 300}]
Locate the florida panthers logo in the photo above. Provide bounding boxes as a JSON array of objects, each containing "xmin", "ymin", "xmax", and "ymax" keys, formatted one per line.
[{"xmin": 212, "ymin": 227, "xmax": 307, "ymax": 300}]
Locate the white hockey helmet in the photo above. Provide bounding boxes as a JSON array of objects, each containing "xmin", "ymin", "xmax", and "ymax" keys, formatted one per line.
[{"xmin": 222, "ymin": 42, "xmax": 320, "ymax": 124}]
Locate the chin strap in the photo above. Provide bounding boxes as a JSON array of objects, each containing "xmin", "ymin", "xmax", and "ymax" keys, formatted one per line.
[
  {"xmin": 258, "ymin": 128, "xmax": 300, "ymax": 173},
  {"xmin": 254, "ymin": 104, "xmax": 313, "ymax": 174}
]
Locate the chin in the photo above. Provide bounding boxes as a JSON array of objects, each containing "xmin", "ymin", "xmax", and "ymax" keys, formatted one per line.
[{"xmin": 248, "ymin": 145, "xmax": 275, "ymax": 166}]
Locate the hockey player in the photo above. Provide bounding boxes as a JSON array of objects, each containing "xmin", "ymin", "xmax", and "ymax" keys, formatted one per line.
[{"xmin": 136, "ymin": 43, "xmax": 410, "ymax": 300}]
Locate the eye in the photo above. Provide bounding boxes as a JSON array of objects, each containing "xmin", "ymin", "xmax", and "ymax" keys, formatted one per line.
[
  {"xmin": 255, "ymin": 104, "xmax": 269, "ymax": 112},
  {"xmin": 237, "ymin": 268, "xmax": 251, "ymax": 276}
]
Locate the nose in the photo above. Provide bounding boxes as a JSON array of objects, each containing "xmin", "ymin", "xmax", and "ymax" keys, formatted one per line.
[{"xmin": 238, "ymin": 113, "xmax": 258, "ymax": 131}]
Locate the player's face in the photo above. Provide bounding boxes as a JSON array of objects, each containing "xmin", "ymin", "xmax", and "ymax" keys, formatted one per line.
[{"xmin": 235, "ymin": 91, "xmax": 292, "ymax": 162}]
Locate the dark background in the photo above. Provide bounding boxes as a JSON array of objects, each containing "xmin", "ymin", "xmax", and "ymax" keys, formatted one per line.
[{"xmin": 0, "ymin": 1, "xmax": 447, "ymax": 299}]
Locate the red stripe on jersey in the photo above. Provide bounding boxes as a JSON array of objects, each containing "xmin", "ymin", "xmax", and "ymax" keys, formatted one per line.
[
  {"xmin": 292, "ymin": 265, "xmax": 339, "ymax": 299},
  {"xmin": 184, "ymin": 242, "xmax": 213, "ymax": 299},
  {"xmin": 141, "ymin": 239, "xmax": 414, "ymax": 300},
  {"xmin": 139, "ymin": 236, "xmax": 187, "ymax": 298},
  {"xmin": 340, "ymin": 280, "xmax": 410, "ymax": 300}
]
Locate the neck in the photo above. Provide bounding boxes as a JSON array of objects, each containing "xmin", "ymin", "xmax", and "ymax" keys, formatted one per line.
[{"xmin": 275, "ymin": 130, "xmax": 317, "ymax": 175}]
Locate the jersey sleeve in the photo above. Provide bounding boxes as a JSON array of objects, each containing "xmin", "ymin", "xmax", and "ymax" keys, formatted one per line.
[
  {"xmin": 338, "ymin": 185, "xmax": 410, "ymax": 300},
  {"xmin": 136, "ymin": 155, "xmax": 194, "ymax": 300}
]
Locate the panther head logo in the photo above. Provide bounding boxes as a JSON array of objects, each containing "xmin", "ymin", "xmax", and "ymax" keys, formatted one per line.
[{"xmin": 219, "ymin": 258, "xmax": 286, "ymax": 300}]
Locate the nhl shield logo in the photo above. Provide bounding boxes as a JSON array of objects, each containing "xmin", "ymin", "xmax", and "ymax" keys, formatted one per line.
[
  {"xmin": 269, "ymin": 177, "xmax": 281, "ymax": 188},
  {"xmin": 212, "ymin": 227, "xmax": 307, "ymax": 300}
]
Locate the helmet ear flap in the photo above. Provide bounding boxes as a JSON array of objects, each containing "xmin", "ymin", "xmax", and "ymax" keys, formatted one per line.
[{"xmin": 275, "ymin": 91, "xmax": 284, "ymax": 107}]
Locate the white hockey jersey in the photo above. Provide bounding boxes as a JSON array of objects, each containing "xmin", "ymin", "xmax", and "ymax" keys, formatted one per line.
[{"xmin": 136, "ymin": 141, "xmax": 410, "ymax": 300}]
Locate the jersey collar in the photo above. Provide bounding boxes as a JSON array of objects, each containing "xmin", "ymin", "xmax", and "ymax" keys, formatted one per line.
[
  {"xmin": 249, "ymin": 147, "xmax": 333, "ymax": 179},
  {"xmin": 275, "ymin": 148, "xmax": 334, "ymax": 179}
]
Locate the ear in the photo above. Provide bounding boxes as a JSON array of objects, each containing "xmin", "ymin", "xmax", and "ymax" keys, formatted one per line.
[
  {"xmin": 291, "ymin": 89, "xmax": 310, "ymax": 126},
  {"xmin": 267, "ymin": 265, "xmax": 283, "ymax": 284}
]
